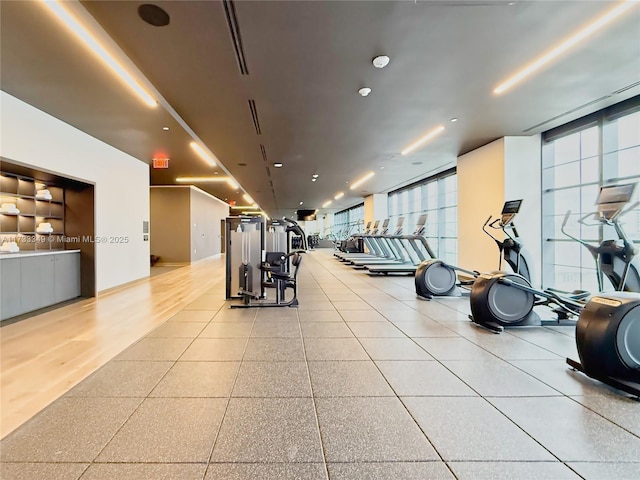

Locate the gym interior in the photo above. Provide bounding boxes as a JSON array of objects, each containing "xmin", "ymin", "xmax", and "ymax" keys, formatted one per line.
[{"xmin": 1, "ymin": 1, "xmax": 639, "ymax": 479}]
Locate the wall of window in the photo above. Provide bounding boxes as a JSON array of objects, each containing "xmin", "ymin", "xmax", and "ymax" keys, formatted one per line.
[
  {"xmin": 333, "ymin": 203, "xmax": 364, "ymax": 239},
  {"xmin": 542, "ymin": 97, "xmax": 640, "ymax": 291},
  {"xmin": 388, "ymin": 169, "xmax": 458, "ymax": 264}
]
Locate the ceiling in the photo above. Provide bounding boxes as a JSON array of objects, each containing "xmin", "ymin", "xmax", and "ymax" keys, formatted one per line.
[{"xmin": 1, "ymin": 0, "xmax": 639, "ymax": 218}]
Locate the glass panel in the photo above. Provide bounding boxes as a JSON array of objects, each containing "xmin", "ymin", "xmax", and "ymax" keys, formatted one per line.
[
  {"xmin": 553, "ymin": 133, "xmax": 581, "ymax": 165},
  {"xmin": 580, "ymin": 126, "xmax": 599, "ymax": 158}
]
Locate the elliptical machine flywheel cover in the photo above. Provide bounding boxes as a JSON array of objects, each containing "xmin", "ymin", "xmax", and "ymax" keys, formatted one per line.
[
  {"xmin": 575, "ymin": 293, "xmax": 640, "ymax": 382},
  {"xmin": 470, "ymin": 272, "xmax": 535, "ymax": 326},
  {"xmin": 415, "ymin": 259, "xmax": 457, "ymax": 296}
]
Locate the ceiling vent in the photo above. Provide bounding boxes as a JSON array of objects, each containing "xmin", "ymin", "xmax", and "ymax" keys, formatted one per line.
[{"xmin": 223, "ymin": 0, "xmax": 249, "ymax": 75}]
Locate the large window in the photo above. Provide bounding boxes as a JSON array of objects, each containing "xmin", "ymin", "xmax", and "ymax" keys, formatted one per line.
[
  {"xmin": 388, "ymin": 169, "xmax": 458, "ymax": 264},
  {"xmin": 542, "ymin": 98, "xmax": 640, "ymax": 291},
  {"xmin": 333, "ymin": 203, "xmax": 364, "ymax": 239}
]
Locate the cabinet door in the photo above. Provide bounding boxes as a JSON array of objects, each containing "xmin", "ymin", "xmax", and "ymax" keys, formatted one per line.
[
  {"xmin": 20, "ymin": 255, "xmax": 55, "ymax": 312},
  {"xmin": 54, "ymin": 253, "xmax": 81, "ymax": 303},
  {"xmin": 1, "ymin": 258, "xmax": 22, "ymax": 320}
]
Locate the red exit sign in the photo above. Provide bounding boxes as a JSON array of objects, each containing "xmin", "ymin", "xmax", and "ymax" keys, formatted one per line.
[{"xmin": 153, "ymin": 158, "xmax": 169, "ymax": 169}]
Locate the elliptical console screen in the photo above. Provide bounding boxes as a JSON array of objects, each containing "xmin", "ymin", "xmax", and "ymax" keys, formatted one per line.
[
  {"xmin": 501, "ymin": 200, "xmax": 523, "ymax": 214},
  {"xmin": 597, "ymin": 183, "xmax": 635, "ymax": 206}
]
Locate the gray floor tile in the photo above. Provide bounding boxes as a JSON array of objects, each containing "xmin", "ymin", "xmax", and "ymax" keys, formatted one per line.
[
  {"xmin": 199, "ymin": 322, "xmax": 254, "ymax": 338},
  {"xmin": 308, "ymin": 360, "xmax": 394, "ymax": 396},
  {"xmin": 377, "ymin": 361, "xmax": 477, "ymax": 396},
  {"xmin": 147, "ymin": 321, "xmax": 206, "ymax": 338},
  {"xmin": 243, "ymin": 338, "xmax": 306, "ymax": 361},
  {"xmin": 149, "ymin": 361, "xmax": 239, "ymax": 397},
  {"xmin": 232, "ymin": 361, "xmax": 312, "ymax": 397},
  {"xmin": 464, "ymin": 331, "xmax": 562, "ymax": 360},
  {"xmin": 333, "ymin": 301, "xmax": 373, "ymax": 311},
  {"xmin": 391, "ymin": 320, "xmax": 458, "ymax": 337},
  {"xmin": 382, "ymin": 310, "xmax": 433, "ymax": 322},
  {"xmin": 326, "ymin": 293, "xmax": 362, "ymax": 302},
  {"xmin": 298, "ymin": 310, "xmax": 343, "ymax": 322},
  {"xmin": 0, "ymin": 397, "xmax": 142, "ymax": 462},
  {"xmin": 402, "ymin": 396, "xmax": 555, "ymax": 461},
  {"xmin": 301, "ymin": 322, "xmax": 354, "ymax": 338},
  {"xmin": 168, "ymin": 310, "xmax": 215, "ymax": 322},
  {"xmin": 510, "ymin": 359, "xmax": 614, "ymax": 396},
  {"xmin": 184, "ymin": 295, "xmax": 226, "ymax": 311},
  {"xmin": 297, "ymin": 301, "xmax": 337, "ymax": 311},
  {"xmin": 443, "ymin": 358, "xmax": 560, "ymax": 396},
  {"xmin": 96, "ymin": 398, "xmax": 226, "ymax": 462},
  {"xmin": 0, "ymin": 463, "xmax": 88, "ymax": 480},
  {"xmin": 359, "ymin": 338, "xmax": 433, "ymax": 360},
  {"xmin": 66, "ymin": 361, "xmax": 172, "ymax": 398},
  {"xmin": 507, "ymin": 328, "xmax": 578, "ymax": 358},
  {"xmin": 81, "ymin": 463, "xmax": 206, "ymax": 480},
  {"xmin": 205, "ymin": 463, "xmax": 327, "ymax": 480},
  {"xmin": 254, "ymin": 308, "xmax": 299, "ymax": 322},
  {"xmin": 315, "ymin": 397, "xmax": 439, "ymax": 462},
  {"xmin": 346, "ymin": 321, "xmax": 405, "ymax": 338},
  {"xmin": 339, "ymin": 310, "xmax": 388, "ymax": 322},
  {"xmin": 568, "ymin": 462, "xmax": 640, "ymax": 480},
  {"xmin": 448, "ymin": 461, "xmax": 582, "ymax": 479},
  {"xmin": 489, "ymin": 396, "xmax": 640, "ymax": 461},
  {"xmin": 180, "ymin": 338, "xmax": 246, "ymax": 361},
  {"xmin": 570, "ymin": 393, "xmax": 640, "ymax": 436},
  {"xmin": 116, "ymin": 337, "xmax": 192, "ymax": 361},
  {"xmin": 211, "ymin": 398, "xmax": 323, "ymax": 462},
  {"xmin": 328, "ymin": 462, "xmax": 454, "ymax": 480},
  {"xmin": 211, "ymin": 308, "xmax": 257, "ymax": 322},
  {"xmin": 414, "ymin": 337, "xmax": 495, "ymax": 360},
  {"xmin": 251, "ymin": 322, "xmax": 301, "ymax": 338},
  {"xmin": 303, "ymin": 337, "xmax": 369, "ymax": 360}
]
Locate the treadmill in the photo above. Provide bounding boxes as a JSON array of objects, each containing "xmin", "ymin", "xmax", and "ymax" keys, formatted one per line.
[
  {"xmin": 366, "ymin": 214, "xmax": 436, "ymax": 275},
  {"xmin": 350, "ymin": 218, "xmax": 408, "ymax": 267}
]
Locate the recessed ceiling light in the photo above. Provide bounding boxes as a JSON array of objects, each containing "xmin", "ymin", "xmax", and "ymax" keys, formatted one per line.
[
  {"xmin": 312, "ymin": 178, "xmax": 317, "ymax": 182},
  {"xmin": 450, "ymin": 118, "xmax": 458, "ymax": 123},
  {"xmin": 162, "ymin": 126, "xmax": 169, "ymax": 131},
  {"xmin": 493, "ymin": 1, "xmax": 637, "ymax": 95},
  {"xmin": 299, "ymin": 201, "xmax": 304, "ymax": 205},
  {"xmin": 412, "ymin": 161, "xmax": 423, "ymax": 165},
  {"xmin": 334, "ymin": 192, "xmax": 344, "ymax": 200},
  {"xmin": 372, "ymin": 55, "xmax": 390, "ymax": 68},
  {"xmin": 312, "ymin": 174, "xmax": 319, "ymax": 178},
  {"xmin": 273, "ymin": 162, "xmax": 283, "ymax": 168},
  {"xmin": 401, "ymin": 125, "xmax": 445, "ymax": 155},
  {"xmin": 358, "ymin": 87, "xmax": 372, "ymax": 97},
  {"xmin": 138, "ymin": 4, "xmax": 170, "ymax": 27},
  {"xmin": 322, "ymin": 200, "xmax": 332, "ymax": 208},
  {"xmin": 380, "ymin": 166, "xmax": 385, "ymax": 170}
]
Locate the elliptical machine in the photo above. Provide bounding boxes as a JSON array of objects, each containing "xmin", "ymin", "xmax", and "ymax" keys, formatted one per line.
[
  {"xmin": 469, "ymin": 183, "xmax": 639, "ymax": 334},
  {"xmin": 415, "ymin": 200, "xmax": 531, "ymax": 299}
]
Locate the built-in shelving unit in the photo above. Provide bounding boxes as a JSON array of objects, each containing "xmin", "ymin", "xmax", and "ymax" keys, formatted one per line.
[{"xmin": 1, "ymin": 172, "xmax": 65, "ymax": 252}]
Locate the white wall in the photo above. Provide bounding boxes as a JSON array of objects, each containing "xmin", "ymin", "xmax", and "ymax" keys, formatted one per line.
[
  {"xmin": 1, "ymin": 92, "xmax": 150, "ymax": 292},
  {"xmin": 504, "ymin": 135, "xmax": 542, "ymax": 287},
  {"xmin": 190, "ymin": 186, "xmax": 228, "ymax": 261},
  {"xmin": 457, "ymin": 138, "xmax": 505, "ymax": 272}
]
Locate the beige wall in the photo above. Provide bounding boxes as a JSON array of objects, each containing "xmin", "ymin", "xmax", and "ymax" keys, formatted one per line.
[
  {"xmin": 457, "ymin": 138, "xmax": 505, "ymax": 272},
  {"xmin": 190, "ymin": 187, "xmax": 229, "ymax": 262},
  {"xmin": 364, "ymin": 193, "xmax": 388, "ymax": 227},
  {"xmin": 150, "ymin": 187, "xmax": 191, "ymax": 264}
]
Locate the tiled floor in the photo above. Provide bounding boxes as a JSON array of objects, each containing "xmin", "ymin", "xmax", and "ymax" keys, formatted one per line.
[{"xmin": 1, "ymin": 249, "xmax": 639, "ymax": 480}]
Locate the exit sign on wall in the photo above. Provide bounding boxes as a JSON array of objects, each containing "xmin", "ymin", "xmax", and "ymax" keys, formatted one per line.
[{"xmin": 153, "ymin": 158, "xmax": 169, "ymax": 168}]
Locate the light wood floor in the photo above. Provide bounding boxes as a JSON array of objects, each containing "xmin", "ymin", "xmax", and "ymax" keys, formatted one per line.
[{"xmin": 0, "ymin": 256, "xmax": 225, "ymax": 438}]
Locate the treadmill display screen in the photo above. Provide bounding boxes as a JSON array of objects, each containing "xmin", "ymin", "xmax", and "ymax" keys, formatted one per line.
[{"xmin": 501, "ymin": 200, "xmax": 523, "ymax": 214}]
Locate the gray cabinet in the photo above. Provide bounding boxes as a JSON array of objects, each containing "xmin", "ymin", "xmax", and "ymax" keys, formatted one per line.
[
  {"xmin": 54, "ymin": 253, "xmax": 81, "ymax": 303},
  {"xmin": 20, "ymin": 255, "xmax": 55, "ymax": 312},
  {"xmin": 1, "ymin": 251, "xmax": 80, "ymax": 321},
  {"xmin": 1, "ymin": 258, "xmax": 22, "ymax": 319}
]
